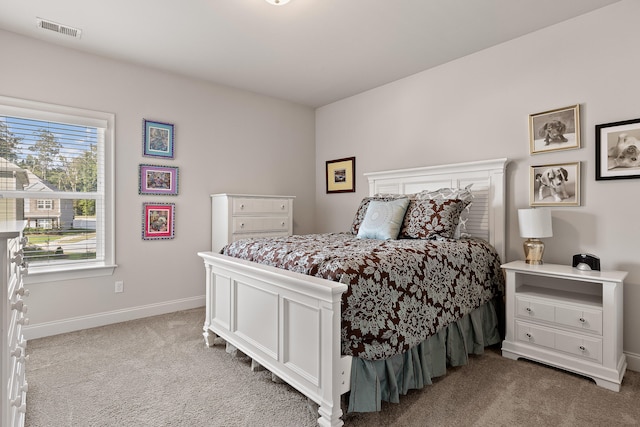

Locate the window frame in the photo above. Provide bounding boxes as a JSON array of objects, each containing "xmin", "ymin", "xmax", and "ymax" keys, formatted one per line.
[{"xmin": 0, "ymin": 95, "xmax": 116, "ymax": 283}]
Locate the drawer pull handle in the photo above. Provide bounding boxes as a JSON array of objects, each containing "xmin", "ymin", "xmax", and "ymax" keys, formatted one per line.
[
  {"xmin": 281, "ymin": 222, "xmax": 285, "ymax": 227},
  {"xmin": 525, "ymin": 307, "xmax": 532, "ymax": 313},
  {"xmin": 579, "ymin": 317, "xmax": 586, "ymax": 323},
  {"xmin": 11, "ymin": 253, "xmax": 23, "ymax": 264},
  {"xmin": 17, "ymin": 316, "xmax": 30, "ymax": 326},
  {"xmin": 10, "ymin": 347, "xmax": 23, "ymax": 358},
  {"xmin": 280, "ymin": 204, "xmax": 285, "ymax": 210},
  {"xmin": 10, "ymin": 396, "xmax": 23, "ymax": 407},
  {"xmin": 21, "ymin": 382, "xmax": 29, "ymax": 393},
  {"xmin": 240, "ymin": 204, "xmax": 245, "ymax": 210},
  {"xmin": 20, "ymin": 236, "xmax": 29, "ymax": 246},
  {"xmin": 240, "ymin": 223, "xmax": 245, "ymax": 229},
  {"xmin": 525, "ymin": 333, "xmax": 532, "ymax": 339},
  {"xmin": 579, "ymin": 345, "xmax": 586, "ymax": 352}
]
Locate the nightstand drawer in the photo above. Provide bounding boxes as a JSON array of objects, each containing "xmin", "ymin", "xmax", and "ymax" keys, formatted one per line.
[
  {"xmin": 515, "ymin": 295, "xmax": 602, "ymax": 335},
  {"xmin": 555, "ymin": 331, "xmax": 602, "ymax": 363},
  {"xmin": 515, "ymin": 296, "xmax": 555, "ymax": 322},
  {"xmin": 232, "ymin": 217, "xmax": 290, "ymax": 234},
  {"xmin": 555, "ymin": 306, "xmax": 602, "ymax": 335},
  {"xmin": 516, "ymin": 321, "xmax": 603, "ymax": 363},
  {"xmin": 515, "ymin": 322, "xmax": 555, "ymax": 349}
]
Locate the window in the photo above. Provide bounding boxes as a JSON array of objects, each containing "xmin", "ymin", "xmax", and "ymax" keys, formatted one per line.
[{"xmin": 0, "ymin": 96, "xmax": 115, "ymax": 282}]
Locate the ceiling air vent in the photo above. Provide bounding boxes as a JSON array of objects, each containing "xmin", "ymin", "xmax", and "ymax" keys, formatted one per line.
[{"xmin": 36, "ymin": 18, "xmax": 82, "ymax": 39}]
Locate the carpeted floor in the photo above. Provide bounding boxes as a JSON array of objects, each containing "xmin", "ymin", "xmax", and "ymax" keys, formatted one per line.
[{"xmin": 25, "ymin": 308, "xmax": 640, "ymax": 426}]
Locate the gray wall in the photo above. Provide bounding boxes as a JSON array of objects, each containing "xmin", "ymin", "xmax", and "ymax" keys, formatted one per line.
[
  {"xmin": 315, "ymin": 0, "xmax": 640, "ymax": 365},
  {"xmin": 1, "ymin": 29, "xmax": 316, "ymax": 331}
]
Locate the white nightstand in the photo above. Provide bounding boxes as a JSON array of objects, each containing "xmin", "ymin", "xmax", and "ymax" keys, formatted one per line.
[{"xmin": 501, "ymin": 260, "xmax": 627, "ymax": 391}]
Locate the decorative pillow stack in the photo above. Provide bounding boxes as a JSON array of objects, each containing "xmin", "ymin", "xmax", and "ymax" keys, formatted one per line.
[
  {"xmin": 356, "ymin": 198, "xmax": 410, "ymax": 240},
  {"xmin": 350, "ymin": 184, "xmax": 474, "ymax": 240}
]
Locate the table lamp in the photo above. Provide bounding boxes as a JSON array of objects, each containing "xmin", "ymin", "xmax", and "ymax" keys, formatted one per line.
[{"xmin": 518, "ymin": 208, "xmax": 553, "ymax": 265}]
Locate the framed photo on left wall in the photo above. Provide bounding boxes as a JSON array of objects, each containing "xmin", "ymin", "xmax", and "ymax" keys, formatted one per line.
[
  {"xmin": 139, "ymin": 164, "xmax": 179, "ymax": 195},
  {"xmin": 143, "ymin": 119, "xmax": 174, "ymax": 159},
  {"xmin": 326, "ymin": 157, "xmax": 356, "ymax": 193},
  {"xmin": 142, "ymin": 203, "xmax": 175, "ymax": 240}
]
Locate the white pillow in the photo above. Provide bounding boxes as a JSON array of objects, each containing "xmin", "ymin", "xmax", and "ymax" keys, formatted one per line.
[{"xmin": 356, "ymin": 198, "xmax": 410, "ymax": 240}]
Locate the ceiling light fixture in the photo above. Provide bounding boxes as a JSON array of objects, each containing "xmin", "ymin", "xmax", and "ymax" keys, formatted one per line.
[{"xmin": 265, "ymin": 0, "xmax": 290, "ymax": 5}]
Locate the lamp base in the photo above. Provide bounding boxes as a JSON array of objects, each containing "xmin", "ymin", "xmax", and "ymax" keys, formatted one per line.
[{"xmin": 523, "ymin": 238, "xmax": 545, "ymax": 265}]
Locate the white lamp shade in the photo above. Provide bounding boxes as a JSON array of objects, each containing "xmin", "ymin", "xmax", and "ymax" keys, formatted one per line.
[{"xmin": 518, "ymin": 208, "xmax": 553, "ymax": 238}]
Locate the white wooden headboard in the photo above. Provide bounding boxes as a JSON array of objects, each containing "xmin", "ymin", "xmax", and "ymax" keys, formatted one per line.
[{"xmin": 364, "ymin": 158, "xmax": 508, "ymax": 262}]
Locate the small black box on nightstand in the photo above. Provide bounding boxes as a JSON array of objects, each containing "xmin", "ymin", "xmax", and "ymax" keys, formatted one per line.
[{"xmin": 572, "ymin": 253, "xmax": 600, "ymax": 271}]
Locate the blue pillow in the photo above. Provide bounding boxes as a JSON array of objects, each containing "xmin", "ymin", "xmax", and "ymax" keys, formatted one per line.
[{"xmin": 356, "ymin": 198, "xmax": 410, "ymax": 240}]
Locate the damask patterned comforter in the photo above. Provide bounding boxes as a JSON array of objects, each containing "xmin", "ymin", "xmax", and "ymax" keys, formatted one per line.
[{"xmin": 222, "ymin": 233, "xmax": 504, "ymax": 360}]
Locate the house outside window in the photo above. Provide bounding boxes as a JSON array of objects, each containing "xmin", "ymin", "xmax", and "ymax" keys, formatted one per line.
[
  {"xmin": 0, "ymin": 96, "xmax": 115, "ymax": 283},
  {"xmin": 37, "ymin": 199, "xmax": 53, "ymax": 210}
]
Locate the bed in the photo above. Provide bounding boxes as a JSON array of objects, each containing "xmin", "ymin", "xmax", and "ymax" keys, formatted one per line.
[{"xmin": 198, "ymin": 158, "xmax": 508, "ymax": 427}]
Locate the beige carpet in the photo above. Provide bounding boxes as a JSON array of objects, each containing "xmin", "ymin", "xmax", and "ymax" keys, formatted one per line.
[{"xmin": 25, "ymin": 308, "xmax": 640, "ymax": 426}]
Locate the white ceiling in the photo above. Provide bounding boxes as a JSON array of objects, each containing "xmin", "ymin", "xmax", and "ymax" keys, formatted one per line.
[{"xmin": 0, "ymin": 0, "xmax": 621, "ymax": 108}]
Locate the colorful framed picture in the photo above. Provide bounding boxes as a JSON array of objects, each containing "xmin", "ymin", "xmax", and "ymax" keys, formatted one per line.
[
  {"xmin": 595, "ymin": 118, "xmax": 640, "ymax": 181},
  {"xmin": 530, "ymin": 162, "xmax": 580, "ymax": 207},
  {"xmin": 142, "ymin": 203, "xmax": 175, "ymax": 240},
  {"xmin": 326, "ymin": 156, "xmax": 355, "ymax": 193},
  {"xmin": 139, "ymin": 164, "xmax": 179, "ymax": 195},
  {"xmin": 143, "ymin": 119, "xmax": 174, "ymax": 159},
  {"xmin": 529, "ymin": 105, "xmax": 580, "ymax": 154}
]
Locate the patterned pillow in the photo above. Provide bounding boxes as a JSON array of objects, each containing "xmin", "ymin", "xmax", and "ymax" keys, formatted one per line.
[
  {"xmin": 415, "ymin": 184, "xmax": 474, "ymax": 238},
  {"xmin": 356, "ymin": 198, "xmax": 410, "ymax": 240},
  {"xmin": 400, "ymin": 198, "xmax": 468, "ymax": 239},
  {"xmin": 350, "ymin": 196, "xmax": 408, "ymax": 235}
]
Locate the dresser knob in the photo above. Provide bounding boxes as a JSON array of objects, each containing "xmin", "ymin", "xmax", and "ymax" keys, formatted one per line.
[
  {"xmin": 11, "ymin": 300, "xmax": 28, "ymax": 313},
  {"xmin": 525, "ymin": 333, "xmax": 532, "ymax": 339},
  {"xmin": 10, "ymin": 347, "xmax": 23, "ymax": 358},
  {"xmin": 579, "ymin": 317, "xmax": 586, "ymax": 323},
  {"xmin": 240, "ymin": 204, "xmax": 245, "ymax": 210},
  {"xmin": 17, "ymin": 354, "xmax": 30, "ymax": 364},
  {"xmin": 21, "ymin": 382, "xmax": 29, "ymax": 393},
  {"xmin": 10, "ymin": 396, "xmax": 22, "ymax": 407},
  {"xmin": 17, "ymin": 316, "xmax": 30, "ymax": 325},
  {"xmin": 579, "ymin": 345, "xmax": 586, "ymax": 352},
  {"xmin": 240, "ymin": 223, "xmax": 245, "ymax": 229},
  {"xmin": 14, "ymin": 287, "xmax": 30, "ymax": 297},
  {"xmin": 525, "ymin": 307, "xmax": 532, "ymax": 313},
  {"xmin": 11, "ymin": 253, "xmax": 24, "ymax": 264},
  {"xmin": 280, "ymin": 204, "xmax": 285, "ymax": 210},
  {"xmin": 20, "ymin": 236, "xmax": 29, "ymax": 246}
]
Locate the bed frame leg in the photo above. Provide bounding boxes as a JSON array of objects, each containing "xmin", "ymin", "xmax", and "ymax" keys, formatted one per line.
[
  {"xmin": 203, "ymin": 328, "xmax": 217, "ymax": 347},
  {"xmin": 317, "ymin": 404, "xmax": 344, "ymax": 427}
]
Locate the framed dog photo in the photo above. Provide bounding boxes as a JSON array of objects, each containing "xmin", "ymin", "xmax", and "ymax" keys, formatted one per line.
[
  {"xmin": 139, "ymin": 164, "xmax": 179, "ymax": 195},
  {"xmin": 530, "ymin": 162, "xmax": 580, "ymax": 207},
  {"xmin": 529, "ymin": 105, "xmax": 580, "ymax": 154},
  {"xmin": 142, "ymin": 202, "xmax": 175, "ymax": 240},
  {"xmin": 143, "ymin": 119, "xmax": 174, "ymax": 159},
  {"xmin": 326, "ymin": 156, "xmax": 356, "ymax": 193},
  {"xmin": 595, "ymin": 118, "xmax": 640, "ymax": 181}
]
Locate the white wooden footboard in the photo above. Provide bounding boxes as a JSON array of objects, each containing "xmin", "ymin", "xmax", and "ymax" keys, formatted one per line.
[{"xmin": 198, "ymin": 251, "xmax": 351, "ymax": 427}]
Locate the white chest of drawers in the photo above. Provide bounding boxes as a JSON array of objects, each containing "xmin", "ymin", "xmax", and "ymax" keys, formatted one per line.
[
  {"xmin": 501, "ymin": 260, "xmax": 627, "ymax": 391},
  {"xmin": 211, "ymin": 194, "xmax": 295, "ymax": 252},
  {"xmin": 1, "ymin": 221, "xmax": 29, "ymax": 427}
]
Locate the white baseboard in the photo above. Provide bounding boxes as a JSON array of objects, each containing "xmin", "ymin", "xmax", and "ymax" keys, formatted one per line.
[
  {"xmin": 626, "ymin": 351, "xmax": 640, "ymax": 373},
  {"xmin": 23, "ymin": 296, "xmax": 205, "ymax": 340}
]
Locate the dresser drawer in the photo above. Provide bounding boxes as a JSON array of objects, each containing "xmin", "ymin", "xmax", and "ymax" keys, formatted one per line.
[
  {"xmin": 516, "ymin": 295, "xmax": 602, "ymax": 335},
  {"xmin": 231, "ymin": 231, "xmax": 289, "ymax": 243},
  {"xmin": 516, "ymin": 321, "xmax": 603, "ymax": 363},
  {"xmin": 232, "ymin": 198, "xmax": 290, "ymax": 215},
  {"xmin": 232, "ymin": 217, "xmax": 290, "ymax": 234}
]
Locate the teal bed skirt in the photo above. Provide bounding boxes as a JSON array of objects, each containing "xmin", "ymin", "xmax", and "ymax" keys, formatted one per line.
[{"xmin": 348, "ymin": 297, "xmax": 504, "ymax": 413}]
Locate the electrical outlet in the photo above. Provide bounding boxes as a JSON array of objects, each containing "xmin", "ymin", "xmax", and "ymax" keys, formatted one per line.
[{"xmin": 115, "ymin": 281, "xmax": 124, "ymax": 293}]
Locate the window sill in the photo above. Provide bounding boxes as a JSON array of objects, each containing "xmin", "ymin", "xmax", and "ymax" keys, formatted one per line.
[{"xmin": 23, "ymin": 262, "xmax": 117, "ymax": 284}]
